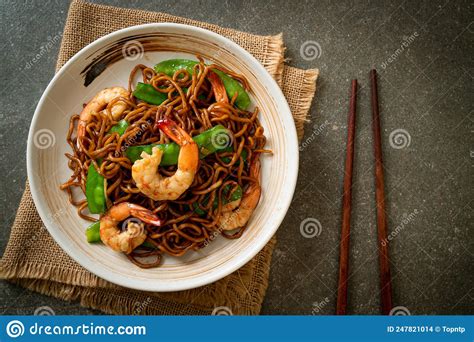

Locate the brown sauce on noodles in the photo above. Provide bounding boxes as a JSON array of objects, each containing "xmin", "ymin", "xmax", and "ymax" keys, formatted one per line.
[{"xmin": 60, "ymin": 57, "xmax": 269, "ymax": 268}]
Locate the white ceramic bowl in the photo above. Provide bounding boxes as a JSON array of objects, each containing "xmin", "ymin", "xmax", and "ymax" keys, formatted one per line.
[{"xmin": 27, "ymin": 23, "xmax": 298, "ymax": 291}]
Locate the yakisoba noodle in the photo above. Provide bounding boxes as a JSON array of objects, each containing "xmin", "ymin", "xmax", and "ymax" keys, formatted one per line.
[{"xmin": 61, "ymin": 56, "xmax": 270, "ymax": 268}]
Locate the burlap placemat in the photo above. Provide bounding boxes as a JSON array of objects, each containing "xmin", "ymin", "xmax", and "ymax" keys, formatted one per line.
[{"xmin": 1, "ymin": 0, "xmax": 318, "ymax": 315}]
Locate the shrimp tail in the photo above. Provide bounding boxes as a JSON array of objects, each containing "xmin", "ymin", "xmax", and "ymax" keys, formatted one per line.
[
  {"xmin": 155, "ymin": 118, "xmax": 194, "ymax": 145},
  {"xmin": 249, "ymin": 156, "xmax": 261, "ymax": 179},
  {"xmin": 124, "ymin": 203, "xmax": 161, "ymax": 226},
  {"xmin": 243, "ymin": 157, "xmax": 261, "ymax": 205},
  {"xmin": 208, "ymin": 70, "xmax": 228, "ymax": 103},
  {"xmin": 129, "ymin": 207, "xmax": 162, "ymax": 226}
]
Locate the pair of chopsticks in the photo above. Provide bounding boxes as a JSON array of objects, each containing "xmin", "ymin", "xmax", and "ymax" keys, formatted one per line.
[{"xmin": 336, "ymin": 70, "xmax": 393, "ymax": 315}]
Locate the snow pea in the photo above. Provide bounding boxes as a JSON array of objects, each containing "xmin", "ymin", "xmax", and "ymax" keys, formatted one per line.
[
  {"xmin": 125, "ymin": 125, "xmax": 232, "ymax": 165},
  {"xmin": 85, "ymin": 163, "xmax": 106, "ymax": 214},
  {"xmin": 133, "ymin": 82, "xmax": 167, "ymax": 105},
  {"xmin": 154, "ymin": 59, "xmax": 251, "ymax": 110},
  {"xmin": 108, "ymin": 119, "xmax": 129, "ymax": 135},
  {"xmin": 86, "ymin": 221, "xmax": 101, "ymax": 243}
]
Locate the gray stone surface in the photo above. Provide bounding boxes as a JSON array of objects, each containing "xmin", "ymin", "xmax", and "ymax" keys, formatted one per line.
[{"xmin": 1, "ymin": 0, "xmax": 472, "ymax": 315}]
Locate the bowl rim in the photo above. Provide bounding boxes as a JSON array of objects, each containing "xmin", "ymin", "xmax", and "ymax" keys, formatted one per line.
[{"xmin": 27, "ymin": 23, "xmax": 299, "ymax": 291}]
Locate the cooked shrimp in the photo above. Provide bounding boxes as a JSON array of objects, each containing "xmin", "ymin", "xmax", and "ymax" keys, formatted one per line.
[
  {"xmin": 221, "ymin": 197, "xmax": 241, "ymax": 212},
  {"xmin": 100, "ymin": 202, "xmax": 161, "ymax": 254},
  {"xmin": 132, "ymin": 118, "xmax": 199, "ymax": 201},
  {"xmin": 77, "ymin": 86, "xmax": 129, "ymax": 149},
  {"xmin": 218, "ymin": 158, "xmax": 261, "ymax": 231},
  {"xmin": 208, "ymin": 70, "xmax": 228, "ymax": 103}
]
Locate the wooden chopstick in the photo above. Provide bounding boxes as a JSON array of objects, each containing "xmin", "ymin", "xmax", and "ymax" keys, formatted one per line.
[
  {"xmin": 370, "ymin": 69, "xmax": 393, "ymax": 315},
  {"xmin": 336, "ymin": 79, "xmax": 358, "ymax": 315}
]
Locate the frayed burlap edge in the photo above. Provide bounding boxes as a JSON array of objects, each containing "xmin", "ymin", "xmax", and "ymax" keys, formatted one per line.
[
  {"xmin": 265, "ymin": 33, "xmax": 285, "ymax": 86},
  {"xmin": 7, "ymin": 236, "xmax": 276, "ymax": 315},
  {"xmin": 295, "ymin": 69, "xmax": 319, "ymax": 140}
]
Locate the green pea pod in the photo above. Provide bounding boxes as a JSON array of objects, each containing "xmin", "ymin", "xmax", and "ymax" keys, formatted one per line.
[
  {"xmin": 193, "ymin": 125, "xmax": 232, "ymax": 157},
  {"xmin": 212, "ymin": 69, "xmax": 250, "ymax": 110},
  {"xmin": 85, "ymin": 163, "xmax": 106, "ymax": 214},
  {"xmin": 86, "ymin": 221, "xmax": 101, "ymax": 243},
  {"xmin": 125, "ymin": 125, "xmax": 232, "ymax": 164},
  {"xmin": 154, "ymin": 59, "xmax": 251, "ymax": 110},
  {"xmin": 154, "ymin": 59, "xmax": 196, "ymax": 76},
  {"xmin": 193, "ymin": 183, "xmax": 243, "ymax": 216},
  {"xmin": 133, "ymin": 82, "xmax": 168, "ymax": 105},
  {"xmin": 126, "ymin": 143, "xmax": 180, "ymax": 166},
  {"xmin": 108, "ymin": 119, "xmax": 129, "ymax": 135}
]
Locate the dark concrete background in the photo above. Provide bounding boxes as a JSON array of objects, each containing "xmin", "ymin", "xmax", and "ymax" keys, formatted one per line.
[{"xmin": 1, "ymin": 0, "xmax": 472, "ymax": 315}]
